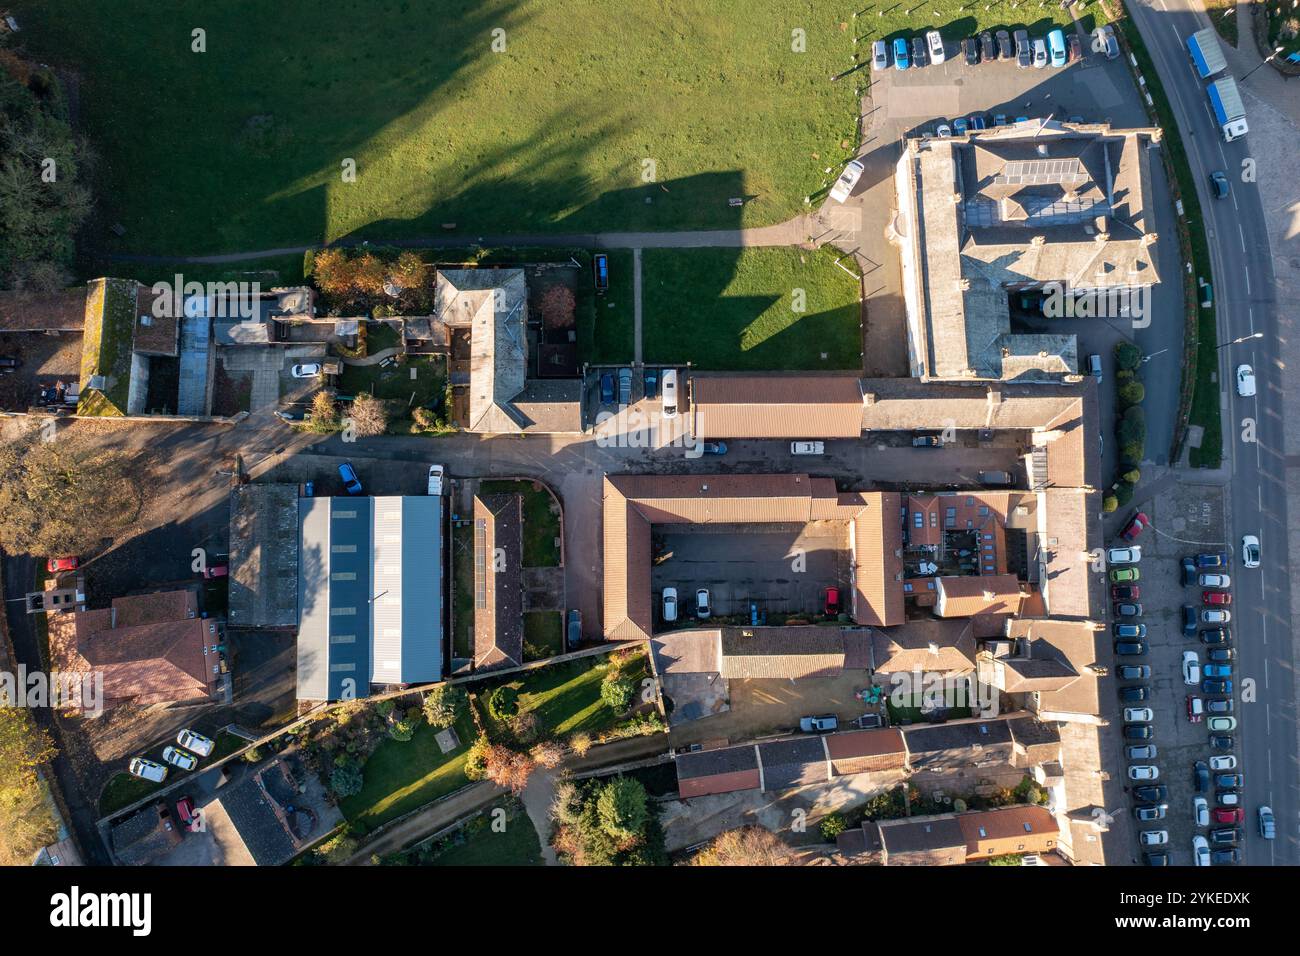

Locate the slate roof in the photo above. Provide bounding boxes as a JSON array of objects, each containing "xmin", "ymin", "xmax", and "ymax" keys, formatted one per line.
[
  {"xmin": 216, "ymin": 773, "xmax": 297, "ymax": 866},
  {"xmin": 473, "ymin": 494, "xmax": 524, "ymax": 669},
  {"xmin": 229, "ymin": 483, "xmax": 300, "ymax": 628},
  {"xmin": 756, "ymin": 737, "xmax": 830, "ymax": 791},
  {"xmin": 0, "ymin": 287, "xmax": 87, "ymax": 332}
]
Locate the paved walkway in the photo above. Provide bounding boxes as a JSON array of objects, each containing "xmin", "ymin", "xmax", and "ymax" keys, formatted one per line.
[
  {"xmin": 101, "ymin": 219, "xmax": 819, "ymax": 266},
  {"xmin": 341, "ymin": 346, "xmax": 402, "ymax": 367},
  {"xmin": 519, "ymin": 769, "xmax": 560, "ymax": 865},
  {"xmin": 344, "ymin": 781, "xmax": 505, "ymax": 865}
]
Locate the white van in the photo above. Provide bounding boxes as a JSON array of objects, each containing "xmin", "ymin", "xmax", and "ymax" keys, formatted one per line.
[
  {"xmin": 791, "ymin": 441, "xmax": 825, "ymax": 455},
  {"xmin": 661, "ymin": 369, "xmax": 678, "ymax": 419}
]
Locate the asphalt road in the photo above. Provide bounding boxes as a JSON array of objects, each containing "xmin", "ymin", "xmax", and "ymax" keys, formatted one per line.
[{"xmin": 1129, "ymin": 0, "xmax": 1294, "ymax": 865}]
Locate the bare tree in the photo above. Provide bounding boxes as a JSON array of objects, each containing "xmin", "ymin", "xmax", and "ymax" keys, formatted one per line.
[
  {"xmin": 346, "ymin": 394, "xmax": 388, "ymax": 437},
  {"xmin": 691, "ymin": 826, "xmax": 796, "ymax": 866}
]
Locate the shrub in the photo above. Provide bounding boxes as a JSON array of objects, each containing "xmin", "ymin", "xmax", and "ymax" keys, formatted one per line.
[
  {"xmin": 819, "ymin": 812, "xmax": 848, "ymax": 841},
  {"xmin": 1118, "ymin": 380, "xmax": 1146, "ymax": 406},
  {"xmin": 310, "ymin": 391, "xmax": 339, "ymax": 431},
  {"xmin": 464, "ymin": 734, "xmax": 491, "ymax": 781},
  {"xmin": 596, "ymin": 777, "xmax": 649, "ymax": 841},
  {"xmin": 1118, "ymin": 405, "xmax": 1147, "ymax": 464},
  {"xmin": 387, "ymin": 717, "xmax": 416, "ymax": 742},
  {"xmin": 486, "ymin": 685, "xmax": 520, "ymax": 721},
  {"xmin": 1115, "ymin": 482, "xmax": 1135, "ymax": 507},
  {"xmin": 1122, "ymin": 469, "xmax": 1141, "ymax": 485},
  {"xmin": 1115, "ymin": 341, "xmax": 1141, "ymax": 371},
  {"xmin": 568, "ymin": 732, "xmax": 593, "ymax": 757},
  {"xmin": 330, "ymin": 762, "xmax": 364, "ymax": 798},
  {"xmin": 422, "ymin": 684, "xmax": 468, "ymax": 728},
  {"xmin": 600, "ymin": 676, "xmax": 635, "ymax": 712},
  {"xmin": 1103, "ymin": 496, "xmax": 1119, "ymax": 513}
]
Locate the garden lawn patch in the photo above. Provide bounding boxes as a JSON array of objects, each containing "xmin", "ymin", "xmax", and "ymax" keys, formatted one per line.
[
  {"xmin": 428, "ymin": 802, "xmax": 543, "ymax": 866},
  {"xmin": 589, "ymin": 249, "xmax": 635, "ymax": 365},
  {"xmin": 339, "ymin": 714, "xmax": 476, "ymax": 829},
  {"xmin": 641, "ymin": 248, "xmax": 861, "ymax": 370},
  {"xmin": 478, "ymin": 480, "xmax": 560, "ymax": 567},
  {"xmin": 479, "ymin": 651, "xmax": 652, "ymax": 738},
  {"xmin": 523, "ymin": 611, "xmax": 564, "ymax": 661},
  {"xmin": 14, "ymin": 0, "xmax": 859, "ymax": 254},
  {"xmin": 339, "ymin": 354, "xmax": 447, "ymax": 432}
]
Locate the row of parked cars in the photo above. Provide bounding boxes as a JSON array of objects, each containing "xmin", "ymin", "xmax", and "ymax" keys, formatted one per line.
[
  {"xmin": 127, "ymin": 728, "xmax": 216, "ymax": 783},
  {"xmin": 871, "ymin": 25, "xmax": 1119, "ymax": 73},
  {"xmin": 598, "ymin": 367, "xmax": 680, "ymax": 417}
]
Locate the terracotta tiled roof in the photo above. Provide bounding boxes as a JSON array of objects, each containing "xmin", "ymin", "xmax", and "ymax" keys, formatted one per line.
[
  {"xmin": 717, "ymin": 626, "xmax": 850, "ymax": 679},
  {"xmin": 934, "ymin": 574, "xmax": 1025, "ymax": 617},
  {"xmin": 957, "ymin": 804, "xmax": 1059, "ymax": 856},
  {"xmin": 824, "ymin": 728, "xmax": 906, "ymax": 762},
  {"xmin": 869, "ymin": 619, "xmax": 977, "ymax": 674},
  {"xmin": 691, "ymin": 374, "xmax": 864, "ymax": 439}
]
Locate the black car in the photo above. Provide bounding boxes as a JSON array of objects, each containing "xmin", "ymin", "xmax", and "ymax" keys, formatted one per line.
[
  {"xmin": 1206, "ymin": 647, "xmax": 1235, "ymax": 662},
  {"xmin": 1114, "ymin": 640, "xmax": 1147, "ymax": 656},
  {"xmin": 1118, "ymin": 664, "xmax": 1151, "ymax": 680},
  {"xmin": 1112, "ymin": 585, "xmax": 1140, "ymax": 602},
  {"xmin": 1211, "ymin": 848, "xmax": 1241, "ymax": 864},
  {"xmin": 1201, "ymin": 627, "xmax": 1232, "ymax": 646},
  {"xmin": 1132, "ymin": 784, "xmax": 1167, "ymax": 803},
  {"xmin": 0, "ymin": 356, "xmax": 21, "ymax": 369},
  {"xmin": 1133, "ymin": 803, "xmax": 1166, "ymax": 821},
  {"xmin": 1118, "ymin": 685, "xmax": 1150, "ymax": 703},
  {"xmin": 1015, "ymin": 29, "xmax": 1031, "ymax": 67},
  {"xmin": 1206, "ymin": 697, "xmax": 1234, "ymax": 714},
  {"xmin": 1122, "ymin": 723, "xmax": 1153, "ymax": 740},
  {"xmin": 643, "ymin": 368, "xmax": 659, "ymax": 400},
  {"xmin": 1210, "ymin": 171, "xmax": 1231, "ymax": 200},
  {"xmin": 912, "ymin": 434, "xmax": 942, "ymax": 448},
  {"xmin": 963, "ymin": 36, "xmax": 979, "ymax": 65},
  {"xmin": 1144, "ymin": 851, "xmax": 1170, "ymax": 866},
  {"xmin": 981, "ymin": 31, "xmax": 996, "ymax": 61},
  {"xmin": 566, "ymin": 609, "xmax": 582, "ymax": 648},
  {"xmin": 1210, "ymin": 827, "xmax": 1242, "ymax": 845},
  {"xmin": 912, "ymin": 35, "xmax": 928, "ymax": 67},
  {"xmin": 1181, "ymin": 556, "xmax": 1198, "ymax": 587},
  {"xmin": 1194, "ymin": 761, "xmax": 1210, "ymax": 793},
  {"xmin": 1182, "ymin": 605, "xmax": 1198, "ymax": 636},
  {"xmin": 997, "ymin": 29, "xmax": 1013, "ymax": 59},
  {"xmin": 1209, "ymin": 734, "xmax": 1234, "ymax": 750}
]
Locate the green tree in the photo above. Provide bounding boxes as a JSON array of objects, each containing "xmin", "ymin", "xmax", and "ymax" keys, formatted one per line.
[
  {"xmin": 596, "ymin": 777, "xmax": 649, "ymax": 842},
  {"xmin": 422, "ymin": 684, "xmax": 468, "ymax": 728},
  {"xmin": 486, "ymin": 685, "xmax": 520, "ymax": 721},
  {"xmin": 819, "ymin": 812, "xmax": 848, "ymax": 841},
  {"xmin": 1118, "ymin": 379, "xmax": 1146, "ymax": 406},
  {"xmin": 1114, "ymin": 341, "xmax": 1141, "ymax": 371},
  {"xmin": 330, "ymin": 762, "xmax": 364, "ymax": 797},
  {"xmin": 600, "ymin": 675, "xmax": 634, "ymax": 712}
]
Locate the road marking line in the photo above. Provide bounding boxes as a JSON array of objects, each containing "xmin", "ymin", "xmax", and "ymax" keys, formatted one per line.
[{"xmin": 1239, "ymin": 223, "xmax": 1247, "ymax": 253}]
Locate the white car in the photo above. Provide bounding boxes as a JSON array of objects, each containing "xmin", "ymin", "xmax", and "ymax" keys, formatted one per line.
[
  {"xmin": 1202, "ymin": 608, "xmax": 1231, "ymax": 624},
  {"xmin": 828, "ymin": 160, "xmax": 865, "ymax": 203},
  {"xmin": 161, "ymin": 746, "xmax": 198, "ymax": 771},
  {"xmin": 927, "ymin": 29, "xmax": 946, "ymax": 63},
  {"xmin": 872, "ymin": 39, "xmax": 889, "ymax": 71},
  {"xmin": 1236, "ymin": 364, "xmax": 1256, "ymax": 397},
  {"xmin": 661, "ymin": 369, "xmax": 678, "ymax": 419},
  {"xmin": 1124, "ymin": 707, "xmax": 1153, "ymax": 723},
  {"xmin": 290, "ymin": 363, "xmax": 322, "ymax": 378},
  {"xmin": 1032, "ymin": 37, "xmax": 1048, "ymax": 67},
  {"xmin": 1139, "ymin": 830, "xmax": 1168, "ymax": 846},
  {"xmin": 1182, "ymin": 651, "xmax": 1200, "ymax": 686},
  {"xmin": 176, "ymin": 728, "xmax": 215, "ymax": 758},
  {"xmin": 1194, "ymin": 797, "xmax": 1209, "ymax": 828},
  {"xmin": 1193, "ymin": 834, "xmax": 1210, "ymax": 866},
  {"xmin": 791, "ymin": 441, "xmax": 825, "ymax": 455},
  {"xmin": 1198, "ymin": 573, "xmax": 1231, "ymax": 589},
  {"xmin": 1107, "ymin": 546, "xmax": 1141, "ymax": 565},
  {"xmin": 1241, "ymin": 534, "xmax": 1261, "ymax": 569},
  {"xmin": 427, "ymin": 464, "xmax": 445, "ymax": 496},
  {"xmin": 662, "ymin": 587, "xmax": 678, "ymax": 623},
  {"xmin": 1208, "ymin": 716, "xmax": 1237, "ymax": 732},
  {"xmin": 127, "ymin": 757, "xmax": 168, "ymax": 783},
  {"xmin": 1209, "ymin": 755, "xmax": 1237, "ymax": 771},
  {"xmin": 695, "ymin": 588, "xmax": 711, "ymax": 619},
  {"xmin": 1218, "ymin": 791, "xmax": 1241, "ymax": 807},
  {"xmin": 1128, "ymin": 765, "xmax": 1159, "ymax": 781}
]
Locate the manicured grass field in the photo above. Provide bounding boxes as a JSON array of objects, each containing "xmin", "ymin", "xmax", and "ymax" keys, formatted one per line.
[
  {"xmin": 340, "ymin": 714, "xmax": 476, "ymax": 829},
  {"xmin": 15, "ymin": 0, "xmax": 859, "ymax": 255},
  {"xmin": 479, "ymin": 651, "xmax": 651, "ymax": 738},
  {"xmin": 641, "ymin": 248, "xmax": 861, "ymax": 369}
]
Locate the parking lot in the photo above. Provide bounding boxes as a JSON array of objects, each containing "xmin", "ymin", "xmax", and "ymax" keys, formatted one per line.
[
  {"xmin": 0, "ymin": 330, "xmax": 82, "ymax": 411},
  {"xmin": 651, "ymin": 526, "xmax": 850, "ymax": 624},
  {"xmin": 1107, "ymin": 483, "xmax": 1250, "ymax": 864}
]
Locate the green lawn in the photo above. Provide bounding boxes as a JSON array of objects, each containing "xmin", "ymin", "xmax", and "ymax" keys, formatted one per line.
[
  {"xmin": 339, "ymin": 714, "xmax": 476, "ymax": 829},
  {"xmin": 427, "ymin": 802, "xmax": 543, "ymax": 866},
  {"xmin": 339, "ymin": 354, "xmax": 447, "ymax": 432},
  {"xmin": 642, "ymin": 248, "xmax": 861, "ymax": 369},
  {"xmin": 478, "ymin": 480, "xmax": 561, "ymax": 567},
  {"xmin": 15, "ymin": 0, "xmax": 859, "ymax": 255},
  {"xmin": 480, "ymin": 652, "xmax": 651, "ymax": 738},
  {"xmin": 523, "ymin": 611, "xmax": 564, "ymax": 662}
]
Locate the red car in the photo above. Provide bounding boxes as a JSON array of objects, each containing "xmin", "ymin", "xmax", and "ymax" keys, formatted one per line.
[
  {"xmin": 203, "ymin": 565, "xmax": 229, "ymax": 579},
  {"xmin": 824, "ymin": 587, "xmax": 841, "ymax": 616},
  {"xmin": 1120, "ymin": 512, "xmax": 1149, "ymax": 541},
  {"xmin": 175, "ymin": 796, "xmax": 200, "ymax": 832},
  {"xmin": 1212, "ymin": 807, "xmax": 1244, "ymax": 824},
  {"xmin": 1203, "ymin": 591, "xmax": 1233, "ymax": 606},
  {"xmin": 46, "ymin": 556, "xmax": 79, "ymax": 573},
  {"xmin": 1111, "ymin": 584, "xmax": 1140, "ymax": 602},
  {"xmin": 1187, "ymin": 695, "xmax": 1204, "ymax": 723}
]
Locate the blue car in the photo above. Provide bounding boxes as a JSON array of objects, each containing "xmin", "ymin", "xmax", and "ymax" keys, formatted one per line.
[
  {"xmin": 701, "ymin": 442, "xmax": 728, "ymax": 455},
  {"xmin": 566, "ymin": 609, "xmax": 582, "ymax": 648},
  {"xmin": 1047, "ymin": 28, "xmax": 1067, "ymax": 67},
  {"xmin": 893, "ymin": 37, "xmax": 910, "ymax": 70},
  {"xmin": 592, "ymin": 253, "xmax": 609, "ymax": 292},
  {"xmin": 644, "ymin": 368, "xmax": 659, "ymax": 400},
  {"xmin": 969, "ymin": 114, "xmax": 987, "ymax": 130},
  {"xmin": 1203, "ymin": 678, "xmax": 1232, "ymax": 695},
  {"xmin": 600, "ymin": 372, "xmax": 615, "ymax": 404},
  {"xmin": 338, "ymin": 462, "xmax": 363, "ymax": 496},
  {"xmin": 1203, "ymin": 663, "xmax": 1233, "ymax": 679}
]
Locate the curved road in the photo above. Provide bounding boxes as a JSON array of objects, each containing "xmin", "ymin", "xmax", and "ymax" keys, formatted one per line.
[{"xmin": 1129, "ymin": 0, "xmax": 1294, "ymax": 865}]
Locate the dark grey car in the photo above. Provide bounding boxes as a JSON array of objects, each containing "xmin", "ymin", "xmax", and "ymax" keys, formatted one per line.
[
  {"xmin": 1015, "ymin": 29, "xmax": 1031, "ymax": 67},
  {"xmin": 997, "ymin": 30, "xmax": 1013, "ymax": 59}
]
